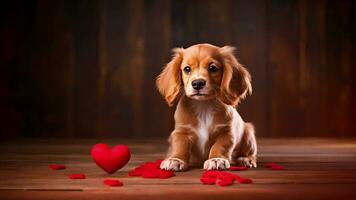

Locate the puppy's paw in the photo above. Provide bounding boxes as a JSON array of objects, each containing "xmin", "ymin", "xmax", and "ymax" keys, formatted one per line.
[
  {"xmin": 236, "ymin": 156, "xmax": 257, "ymax": 168},
  {"xmin": 203, "ymin": 158, "xmax": 230, "ymax": 170},
  {"xmin": 160, "ymin": 158, "xmax": 187, "ymax": 171}
]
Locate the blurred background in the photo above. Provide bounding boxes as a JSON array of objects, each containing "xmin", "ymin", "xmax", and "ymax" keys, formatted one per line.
[{"xmin": 0, "ymin": 0, "xmax": 354, "ymax": 138}]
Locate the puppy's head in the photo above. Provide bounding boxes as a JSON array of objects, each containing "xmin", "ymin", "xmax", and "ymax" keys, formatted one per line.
[{"xmin": 156, "ymin": 44, "xmax": 252, "ymax": 107}]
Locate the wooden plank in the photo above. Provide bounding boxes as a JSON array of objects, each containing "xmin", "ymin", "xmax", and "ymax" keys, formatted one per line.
[
  {"xmin": 267, "ymin": 0, "xmax": 302, "ymax": 136},
  {"xmin": 143, "ymin": 0, "xmax": 173, "ymax": 137},
  {"xmin": 97, "ymin": 0, "xmax": 133, "ymax": 136},
  {"xmin": 96, "ymin": 0, "xmax": 109, "ymax": 137},
  {"xmin": 231, "ymin": 0, "xmax": 268, "ymax": 136},
  {"xmin": 0, "ymin": 185, "xmax": 356, "ymax": 200},
  {"xmin": 172, "ymin": 0, "xmax": 233, "ymax": 46},
  {"xmin": 0, "ymin": 138, "xmax": 356, "ymax": 199},
  {"xmin": 301, "ymin": 0, "xmax": 328, "ymax": 137},
  {"xmin": 97, "ymin": 0, "xmax": 145, "ymax": 137},
  {"xmin": 194, "ymin": 0, "xmax": 233, "ymax": 46},
  {"xmin": 70, "ymin": 0, "xmax": 100, "ymax": 137},
  {"xmin": 17, "ymin": 0, "xmax": 73, "ymax": 137},
  {"xmin": 171, "ymin": 0, "xmax": 199, "ymax": 47},
  {"xmin": 0, "ymin": 1, "xmax": 34, "ymax": 137},
  {"xmin": 40, "ymin": 1, "xmax": 75, "ymax": 137},
  {"xmin": 325, "ymin": 0, "xmax": 353, "ymax": 136},
  {"xmin": 0, "ymin": 0, "xmax": 355, "ymax": 138},
  {"xmin": 126, "ymin": 0, "xmax": 145, "ymax": 137}
]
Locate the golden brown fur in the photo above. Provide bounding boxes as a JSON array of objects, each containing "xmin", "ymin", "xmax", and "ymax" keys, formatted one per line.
[{"xmin": 156, "ymin": 43, "xmax": 257, "ymax": 171}]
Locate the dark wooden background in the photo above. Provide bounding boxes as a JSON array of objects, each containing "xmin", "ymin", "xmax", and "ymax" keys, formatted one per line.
[{"xmin": 0, "ymin": 0, "xmax": 355, "ymax": 138}]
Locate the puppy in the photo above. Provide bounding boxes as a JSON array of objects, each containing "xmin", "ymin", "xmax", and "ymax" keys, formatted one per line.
[{"xmin": 156, "ymin": 43, "xmax": 257, "ymax": 171}]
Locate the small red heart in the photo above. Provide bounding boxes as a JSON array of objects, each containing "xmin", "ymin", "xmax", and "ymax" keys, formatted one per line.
[{"xmin": 91, "ymin": 143, "xmax": 131, "ymax": 174}]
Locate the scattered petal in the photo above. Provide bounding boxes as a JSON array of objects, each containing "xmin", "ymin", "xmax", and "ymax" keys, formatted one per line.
[
  {"xmin": 69, "ymin": 173, "xmax": 86, "ymax": 179},
  {"xmin": 271, "ymin": 165, "xmax": 284, "ymax": 170},
  {"xmin": 103, "ymin": 179, "xmax": 123, "ymax": 187},
  {"xmin": 49, "ymin": 164, "xmax": 66, "ymax": 170},
  {"xmin": 216, "ymin": 179, "xmax": 233, "ymax": 186},
  {"xmin": 229, "ymin": 166, "xmax": 248, "ymax": 171},
  {"xmin": 235, "ymin": 176, "xmax": 253, "ymax": 184},
  {"xmin": 201, "ymin": 170, "xmax": 252, "ymax": 187},
  {"xmin": 128, "ymin": 159, "xmax": 175, "ymax": 179},
  {"xmin": 200, "ymin": 177, "xmax": 216, "ymax": 185},
  {"xmin": 265, "ymin": 162, "xmax": 284, "ymax": 170}
]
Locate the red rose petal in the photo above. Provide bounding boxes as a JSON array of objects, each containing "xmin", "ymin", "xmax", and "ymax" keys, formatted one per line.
[
  {"xmin": 128, "ymin": 169, "xmax": 142, "ymax": 176},
  {"xmin": 103, "ymin": 179, "xmax": 123, "ymax": 187},
  {"xmin": 229, "ymin": 166, "xmax": 248, "ymax": 171},
  {"xmin": 201, "ymin": 170, "xmax": 220, "ymax": 178},
  {"xmin": 216, "ymin": 179, "xmax": 233, "ymax": 186},
  {"xmin": 235, "ymin": 176, "xmax": 253, "ymax": 184},
  {"xmin": 128, "ymin": 160, "xmax": 175, "ymax": 179},
  {"xmin": 201, "ymin": 170, "xmax": 252, "ymax": 187},
  {"xmin": 265, "ymin": 162, "xmax": 278, "ymax": 168},
  {"xmin": 143, "ymin": 162, "xmax": 158, "ymax": 170},
  {"xmin": 69, "ymin": 173, "xmax": 86, "ymax": 179},
  {"xmin": 265, "ymin": 162, "xmax": 284, "ymax": 170},
  {"xmin": 271, "ymin": 165, "xmax": 284, "ymax": 170},
  {"xmin": 217, "ymin": 172, "xmax": 235, "ymax": 182},
  {"xmin": 157, "ymin": 169, "xmax": 175, "ymax": 179},
  {"xmin": 155, "ymin": 159, "xmax": 163, "ymax": 166},
  {"xmin": 200, "ymin": 177, "xmax": 216, "ymax": 185},
  {"xmin": 142, "ymin": 170, "xmax": 159, "ymax": 178},
  {"xmin": 49, "ymin": 164, "xmax": 66, "ymax": 170}
]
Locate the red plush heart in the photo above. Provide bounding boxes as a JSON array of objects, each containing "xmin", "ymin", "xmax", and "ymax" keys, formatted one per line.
[{"xmin": 91, "ymin": 143, "xmax": 131, "ymax": 174}]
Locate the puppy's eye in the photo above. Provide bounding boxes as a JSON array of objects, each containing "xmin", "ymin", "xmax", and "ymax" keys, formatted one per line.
[
  {"xmin": 183, "ymin": 66, "xmax": 191, "ymax": 74},
  {"xmin": 208, "ymin": 64, "xmax": 219, "ymax": 73}
]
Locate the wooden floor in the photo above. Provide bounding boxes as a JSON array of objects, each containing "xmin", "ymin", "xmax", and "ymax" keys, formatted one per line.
[{"xmin": 0, "ymin": 138, "xmax": 356, "ymax": 200}]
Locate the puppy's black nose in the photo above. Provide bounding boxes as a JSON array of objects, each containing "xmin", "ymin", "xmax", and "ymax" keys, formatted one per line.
[{"xmin": 192, "ymin": 79, "xmax": 206, "ymax": 90}]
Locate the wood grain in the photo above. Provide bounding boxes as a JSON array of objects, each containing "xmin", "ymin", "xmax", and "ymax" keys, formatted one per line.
[
  {"xmin": 0, "ymin": 0, "xmax": 355, "ymax": 138},
  {"xmin": 0, "ymin": 138, "xmax": 355, "ymax": 199}
]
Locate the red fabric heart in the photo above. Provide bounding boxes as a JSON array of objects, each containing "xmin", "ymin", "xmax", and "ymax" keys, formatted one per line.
[{"xmin": 91, "ymin": 143, "xmax": 131, "ymax": 174}]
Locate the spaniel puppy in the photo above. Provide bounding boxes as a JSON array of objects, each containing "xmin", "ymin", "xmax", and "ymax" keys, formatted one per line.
[{"xmin": 156, "ymin": 43, "xmax": 257, "ymax": 171}]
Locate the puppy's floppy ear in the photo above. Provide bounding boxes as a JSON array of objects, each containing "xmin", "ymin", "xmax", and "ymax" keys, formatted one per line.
[
  {"xmin": 156, "ymin": 48, "xmax": 184, "ymax": 106},
  {"xmin": 218, "ymin": 46, "xmax": 252, "ymax": 107}
]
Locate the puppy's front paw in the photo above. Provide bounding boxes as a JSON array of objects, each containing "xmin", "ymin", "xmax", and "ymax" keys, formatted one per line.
[
  {"xmin": 203, "ymin": 158, "xmax": 230, "ymax": 170},
  {"xmin": 236, "ymin": 156, "xmax": 257, "ymax": 168},
  {"xmin": 160, "ymin": 158, "xmax": 187, "ymax": 171}
]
